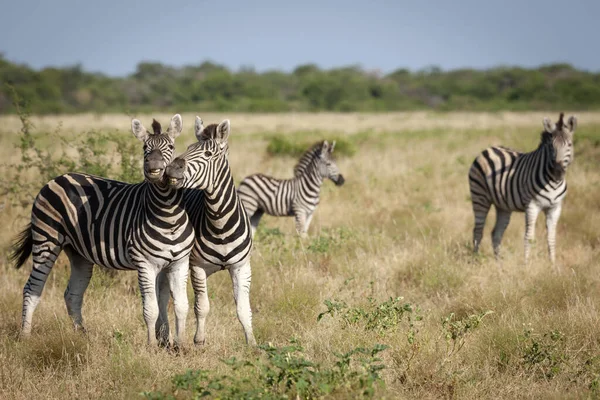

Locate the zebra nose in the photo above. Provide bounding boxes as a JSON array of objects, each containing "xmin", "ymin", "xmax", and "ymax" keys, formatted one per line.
[
  {"xmin": 334, "ymin": 175, "xmax": 345, "ymax": 186},
  {"xmin": 146, "ymin": 149, "xmax": 164, "ymax": 170},
  {"xmin": 166, "ymin": 158, "xmax": 186, "ymax": 179}
]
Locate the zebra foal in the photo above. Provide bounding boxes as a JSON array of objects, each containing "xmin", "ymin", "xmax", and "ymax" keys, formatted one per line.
[
  {"xmin": 10, "ymin": 115, "xmax": 194, "ymax": 347},
  {"xmin": 237, "ymin": 140, "xmax": 345, "ymax": 238},
  {"xmin": 468, "ymin": 113, "xmax": 577, "ymax": 264}
]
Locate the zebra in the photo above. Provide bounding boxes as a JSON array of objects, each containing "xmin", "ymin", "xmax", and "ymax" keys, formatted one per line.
[
  {"xmin": 468, "ymin": 112, "xmax": 577, "ymax": 264},
  {"xmin": 161, "ymin": 116, "xmax": 256, "ymax": 346},
  {"xmin": 9, "ymin": 115, "xmax": 195, "ymax": 348},
  {"xmin": 237, "ymin": 140, "xmax": 345, "ymax": 238}
]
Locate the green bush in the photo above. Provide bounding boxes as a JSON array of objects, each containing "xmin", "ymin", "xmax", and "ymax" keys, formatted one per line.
[
  {"xmin": 142, "ymin": 339, "xmax": 388, "ymax": 399},
  {"xmin": 318, "ymin": 296, "xmax": 422, "ymax": 340},
  {"xmin": 2, "ymin": 90, "xmax": 143, "ymax": 208},
  {"xmin": 6, "ymin": 57, "xmax": 599, "ymax": 114}
]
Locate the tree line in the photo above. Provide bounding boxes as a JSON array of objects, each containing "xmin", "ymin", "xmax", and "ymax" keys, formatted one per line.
[{"xmin": 1, "ymin": 55, "xmax": 599, "ymax": 114}]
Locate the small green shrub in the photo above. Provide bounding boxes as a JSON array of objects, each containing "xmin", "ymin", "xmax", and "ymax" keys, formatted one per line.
[
  {"xmin": 441, "ymin": 310, "xmax": 493, "ymax": 358},
  {"xmin": 520, "ymin": 327, "xmax": 568, "ymax": 379},
  {"xmin": 3, "ymin": 90, "xmax": 143, "ymax": 209},
  {"xmin": 318, "ymin": 296, "xmax": 422, "ymax": 340},
  {"xmin": 142, "ymin": 339, "xmax": 388, "ymax": 399},
  {"xmin": 307, "ymin": 227, "xmax": 355, "ymax": 254}
]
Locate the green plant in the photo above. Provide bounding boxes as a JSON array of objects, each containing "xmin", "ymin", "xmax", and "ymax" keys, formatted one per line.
[
  {"xmin": 3, "ymin": 88, "xmax": 143, "ymax": 210},
  {"xmin": 520, "ymin": 327, "xmax": 568, "ymax": 379},
  {"xmin": 142, "ymin": 339, "xmax": 388, "ymax": 399},
  {"xmin": 307, "ymin": 227, "xmax": 355, "ymax": 254},
  {"xmin": 318, "ymin": 296, "xmax": 422, "ymax": 340},
  {"xmin": 441, "ymin": 310, "xmax": 493, "ymax": 358}
]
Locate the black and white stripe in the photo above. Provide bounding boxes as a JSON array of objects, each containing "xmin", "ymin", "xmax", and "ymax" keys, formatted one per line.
[
  {"xmin": 162, "ymin": 117, "xmax": 255, "ymax": 345},
  {"xmin": 237, "ymin": 140, "xmax": 345, "ymax": 238},
  {"xmin": 468, "ymin": 113, "xmax": 577, "ymax": 264},
  {"xmin": 10, "ymin": 115, "xmax": 195, "ymax": 347}
]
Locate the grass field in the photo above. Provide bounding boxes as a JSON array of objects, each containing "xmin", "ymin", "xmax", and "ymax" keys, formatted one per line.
[{"xmin": 0, "ymin": 112, "xmax": 599, "ymax": 399}]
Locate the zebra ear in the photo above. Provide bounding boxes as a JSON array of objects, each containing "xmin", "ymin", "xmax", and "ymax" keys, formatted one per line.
[
  {"xmin": 321, "ymin": 140, "xmax": 329, "ymax": 156},
  {"xmin": 216, "ymin": 119, "xmax": 230, "ymax": 143},
  {"xmin": 194, "ymin": 116, "xmax": 205, "ymax": 141},
  {"xmin": 330, "ymin": 140, "xmax": 336, "ymax": 153},
  {"xmin": 131, "ymin": 119, "xmax": 149, "ymax": 142},
  {"xmin": 567, "ymin": 116, "xmax": 577, "ymax": 133},
  {"xmin": 167, "ymin": 114, "xmax": 183, "ymax": 139},
  {"xmin": 542, "ymin": 117, "xmax": 555, "ymax": 133}
]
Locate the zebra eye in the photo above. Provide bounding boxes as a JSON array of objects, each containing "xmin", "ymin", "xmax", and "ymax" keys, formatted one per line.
[
  {"xmin": 168, "ymin": 144, "xmax": 174, "ymax": 150},
  {"xmin": 143, "ymin": 144, "xmax": 148, "ymax": 151},
  {"xmin": 205, "ymin": 151, "xmax": 213, "ymax": 157}
]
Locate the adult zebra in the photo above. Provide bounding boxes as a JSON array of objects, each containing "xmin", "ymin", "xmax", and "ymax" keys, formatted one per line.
[
  {"xmin": 237, "ymin": 140, "xmax": 344, "ymax": 238},
  {"xmin": 468, "ymin": 113, "xmax": 577, "ymax": 264},
  {"xmin": 161, "ymin": 117, "xmax": 255, "ymax": 346},
  {"xmin": 9, "ymin": 115, "xmax": 195, "ymax": 347}
]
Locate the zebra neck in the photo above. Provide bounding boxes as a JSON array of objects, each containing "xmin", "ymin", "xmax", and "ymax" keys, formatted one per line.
[
  {"xmin": 203, "ymin": 169, "xmax": 240, "ymax": 226},
  {"xmin": 143, "ymin": 181, "xmax": 186, "ymax": 219},
  {"xmin": 529, "ymin": 143, "xmax": 564, "ymax": 185},
  {"xmin": 295, "ymin": 163, "xmax": 324, "ymax": 189}
]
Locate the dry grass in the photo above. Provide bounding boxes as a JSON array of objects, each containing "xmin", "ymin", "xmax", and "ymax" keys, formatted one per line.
[{"xmin": 0, "ymin": 112, "xmax": 599, "ymax": 399}]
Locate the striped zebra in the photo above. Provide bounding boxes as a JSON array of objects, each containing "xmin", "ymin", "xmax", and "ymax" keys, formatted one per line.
[
  {"xmin": 237, "ymin": 140, "xmax": 345, "ymax": 238},
  {"xmin": 161, "ymin": 117, "xmax": 256, "ymax": 345},
  {"xmin": 9, "ymin": 115, "xmax": 195, "ymax": 347},
  {"xmin": 468, "ymin": 113, "xmax": 577, "ymax": 264}
]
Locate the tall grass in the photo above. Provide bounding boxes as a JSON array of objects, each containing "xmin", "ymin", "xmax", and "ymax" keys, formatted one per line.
[{"xmin": 0, "ymin": 112, "xmax": 599, "ymax": 399}]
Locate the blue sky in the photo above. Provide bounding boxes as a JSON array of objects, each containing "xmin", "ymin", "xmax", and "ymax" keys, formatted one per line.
[{"xmin": 1, "ymin": 0, "xmax": 598, "ymax": 76}]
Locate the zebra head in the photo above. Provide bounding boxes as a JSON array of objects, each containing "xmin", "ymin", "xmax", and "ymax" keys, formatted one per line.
[
  {"xmin": 165, "ymin": 116, "xmax": 229, "ymax": 191},
  {"xmin": 318, "ymin": 140, "xmax": 345, "ymax": 186},
  {"xmin": 542, "ymin": 112, "xmax": 577, "ymax": 175},
  {"xmin": 131, "ymin": 114, "xmax": 183, "ymax": 184}
]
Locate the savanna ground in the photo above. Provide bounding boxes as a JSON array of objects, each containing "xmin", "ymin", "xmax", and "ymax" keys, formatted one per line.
[{"xmin": 0, "ymin": 111, "xmax": 599, "ymax": 399}]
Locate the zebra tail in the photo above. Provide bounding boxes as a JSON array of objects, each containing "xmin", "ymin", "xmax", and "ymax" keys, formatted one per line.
[{"xmin": 9, "ymin": 224, "xmax": 33, "ymax": 269}]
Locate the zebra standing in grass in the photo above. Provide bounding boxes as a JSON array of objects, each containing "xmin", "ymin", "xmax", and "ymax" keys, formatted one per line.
[
  {"xmin": 9, "ymin": 115, "xmax": 195, "ymax": 347},
  {"xmin": 237, "ymin": 140, "xmax": 345, "ymax": 238},
  {"xmin": 161, "ymin": 117, "xmax": 255, "ymax": 346},
  {"xmin": 468, "ymin": 113, "xmax": 577, "ymax": 264}
]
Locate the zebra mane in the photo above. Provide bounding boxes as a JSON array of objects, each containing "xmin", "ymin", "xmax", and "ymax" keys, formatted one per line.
[
  {"xmin": 199, "ymin": 124, "xmax": 219, "ymax": 140},
  {"xmin": 293, "ymin": 141, "xmax": 326, "ymax": 177},
  {"xmin": 151, "ymin": 119, "xmax": 162, "ymax": 135}
]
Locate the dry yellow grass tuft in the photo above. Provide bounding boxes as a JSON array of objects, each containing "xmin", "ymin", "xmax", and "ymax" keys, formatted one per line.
[{"xmin": 0, "ymin": 112, "xmax": 599, "ymax": 399}]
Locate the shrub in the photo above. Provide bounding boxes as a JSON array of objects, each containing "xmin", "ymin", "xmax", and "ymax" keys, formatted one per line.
[{"xmin": 142, "ymin": 339, "xmax": 388, "ymax": 399}]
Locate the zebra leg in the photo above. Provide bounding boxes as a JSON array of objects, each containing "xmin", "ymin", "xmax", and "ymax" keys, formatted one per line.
[
  {"xmin": 249, "ymin": 209, "xmax": 265, "ymax": 238},
  {"xmin": 472, "ymin": 202, "xmax": 491, "ymax": 253},
  {"xmin": 155, "ymin": 269, "xmax": 171, "ymax": 347},
  {"xmin": 229, "ymin": 261, "xmax": 256, "ymax": 346},
  {"xmin": 190, "ymin": 265, "xmax": 210, "ymax": 345},
  {"xmin": 491, "ymin": 209, "xmax": 512, "ymax": 259},
  {"xmin": 294, "ymin": 211, "xmax": 308, "ymax": 239},
  {"xmin": 21, "ymin": 242, "xmax": 62, "ymax": 337},
  {"xmin": 166, "ymin": 259, "xmax": 189, "ymax": 349},
  {"xmin": 136, "ymin": 266, "xmax": 160, "ymax": 347},
  {"xmin": 524, "ymin": 203, "xmax": 541, "ymax": 264},
  {"xmin": 63, "ymin": 248, "xmax": 94, "ymax": 333},
  {"xmin": 544, "ymin": 204, "xmax": 563, "ymax": 265},
  {"xmin": 304, "ymin": 211, "xmax": 315, "ymax": 235}
]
